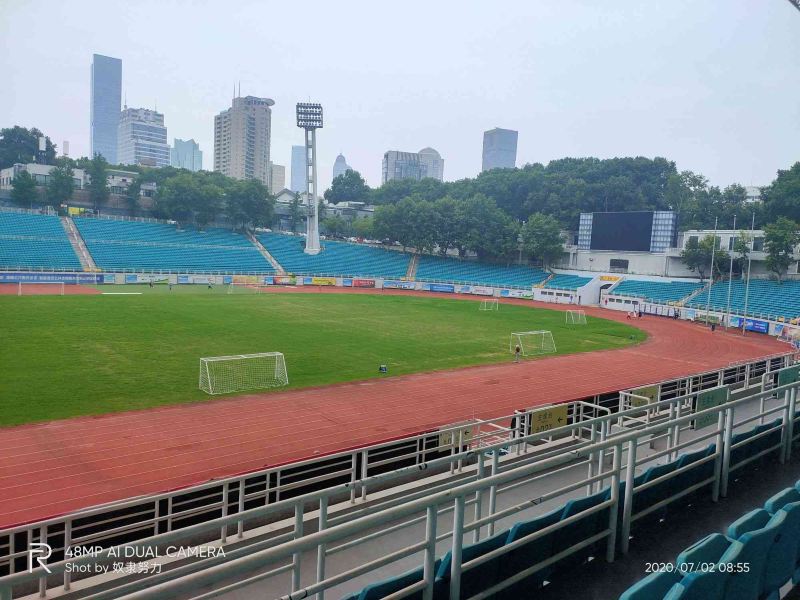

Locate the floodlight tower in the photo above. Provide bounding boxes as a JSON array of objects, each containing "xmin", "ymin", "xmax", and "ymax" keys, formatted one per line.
[{"xmin": 296, "ymin": 103, "xmax": 323, "ymax": 255}]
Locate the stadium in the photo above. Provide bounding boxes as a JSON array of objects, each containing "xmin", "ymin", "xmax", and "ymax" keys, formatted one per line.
[{"xmin": 1, "ymin": 204, "xmax": 800, "ymax": 600}]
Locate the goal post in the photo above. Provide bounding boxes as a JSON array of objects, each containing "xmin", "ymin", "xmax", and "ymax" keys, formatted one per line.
[
  {"xmin": 510, "ymin": 331, "xmax": 556, "ymax": 356},
  {"xmin": 227, "ymin": 282, "xmax": 266, "ymax": 294},
  {"xmin": 199, "ymin": 352, "xmax": 289, "ymax": 395},
  {"xmin": 479, "ymin": 298, "xmax": 499, "ymax": 311},
  {"xmin": 565, "ymin": 309, "xmax": 587, "ymax": 325},
  {"xmin": 18, "ymin": 281, "xmax": 65, "ymax": 296}
]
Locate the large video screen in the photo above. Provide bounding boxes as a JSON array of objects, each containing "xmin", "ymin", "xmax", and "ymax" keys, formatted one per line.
[{"xmin": 590, "ymin": 212, "xmax": 653, "ymax": 251}]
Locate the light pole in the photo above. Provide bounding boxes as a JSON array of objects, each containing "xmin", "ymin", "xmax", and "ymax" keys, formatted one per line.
[{"xmin": 296, "ymin": 103, "xmax": 323, "ymax": 255}]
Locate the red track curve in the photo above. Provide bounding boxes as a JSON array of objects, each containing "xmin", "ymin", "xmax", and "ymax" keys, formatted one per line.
[{"xmin": 0, "ymin": 291, "xmax": 786, "ymax": 528}]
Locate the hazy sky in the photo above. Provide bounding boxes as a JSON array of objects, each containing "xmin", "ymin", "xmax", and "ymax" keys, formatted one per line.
[{"xmin": 1, "ymin": 1, "xmax": 798, "ymax": 189}]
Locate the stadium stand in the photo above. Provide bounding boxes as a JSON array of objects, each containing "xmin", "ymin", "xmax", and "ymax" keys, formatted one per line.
[
  {"xmin": 74, "ymin": 217, "xmax": 274, "ymax": 273},
  {"xmin": 620, "ymin": 477, "xmax": 800, "ymax": 600},
  {"xmin": 415, "ymin": 254, "xmax": 549, "ymax": 288},
  {"xmin": 611, "ymin": 279, "xmax": 704, "ymax": 304},
  {"xmin": 345, "ymin": 416, "xmax": 786, "ymax": 600},
  {"xmin": 544, "ymin": 273, "xmax": 593, "ymax": 290},
  {"xmin": 0, "ymin": 211, "xmax": 82, "ymax": 270},
  {"xmin": 687, "ymin": 279, "xmax": 800, "ymax": 321},
  {"xmin": 257, "ymin": 232, "xmax": 410, "ymax": 278}
]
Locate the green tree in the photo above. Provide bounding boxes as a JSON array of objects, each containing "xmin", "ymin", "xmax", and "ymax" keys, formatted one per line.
[
  {"xmin": 46, "ymin": 160, "xmax": 75, "ymax": 205},
  {"xmin": 324, "ymin": 170, "xmax": 371, "ymax": 204},
  {"xmin": 226, "ymin": 179, "xmax": 274, "ymax": 230},
  {"xmin": 352, "ymin": 216, "xmax": 374, "ymax": 239},
  {"xmin": 521, "ymin": 213, "xmax": 564, "ymax": 268},
  {"xmin": 680, "ymin": 235, "xmax": 729, "ymax": 280},
  {"xmin": 10, "ymin": 170, "xmax": 38, "ymax": 207},
  {"xmin": 0, "ymin": 126, "xmax": 57, "ymax": 169},
  {"xmin": 321, "ymin": 214, "xmax": 348, "ymax": 238},
  {"xmin": 762, "ymin": 163, "xmax": 800, "ymax": 223},
  {"xmin": 86, "ymin": 154, "xmax": 110, "ymax": 210},
  {"xmin": 764, "ymin": 217, "xmax": 800, "ymax": 282},
  {"xmin": 289, "ymin": 193, "xmax": 304, "ymax": 233},
  {"xmin": 125, "ymin": 179, "xmax": 142, "ymax": 216}
]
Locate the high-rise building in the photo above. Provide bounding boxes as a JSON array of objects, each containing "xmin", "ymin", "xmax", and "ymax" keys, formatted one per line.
[
  {"xmin": 90, "ymin": 54, "xmax": 122, "ymax": 163},
  {"xmin": 417, "ymin": 147, "xmax": 444, "ymax": 181},
  {"xmin": 170, "ymin": 138, "xmax": 203, "ymax": 171},
  {"xmin": 291, "ymin": 145, "xmax": 306, "ymax": 192},
  {"xmin": 332, "ymin": 153, "xmax": 351, "ymax": 182},
  {"xmin": 117, "ymin": 107, "xmax": 170, "ymax": 167},
  {"xmin": 214, "ymin": 95, "xmax": 274, "ymax": 185},
  {"xmin": 269, "ymin": 163, "xmax": 286, "ymax": 194},
  {"xmin": 481, "ymin": 127, "xmax": 518, "ymax": 171},
  {"xmin": 382, "ymin": 148, "xmax": 444, "ymax": 183}
]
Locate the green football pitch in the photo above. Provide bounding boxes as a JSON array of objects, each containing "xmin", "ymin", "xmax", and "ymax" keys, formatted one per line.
[{"xmin": 0, "ymin": 286, "xmax": 647, "ymax": 426}]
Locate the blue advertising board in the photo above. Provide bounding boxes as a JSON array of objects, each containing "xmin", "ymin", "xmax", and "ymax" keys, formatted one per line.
[
  {"xmin": 383, "ymin": 280, "xmax": 416, "ymax": 290},
  {"xmin": 745, "ymin": 318, "xmax": 769, "ymax": 334},
  {"xmin": 0, "ymin": 272, "xmax": 100, "ymax": 284},
  {"xmin": 429, "ymin": 283, "xmax": 455, "ymax": 293}
]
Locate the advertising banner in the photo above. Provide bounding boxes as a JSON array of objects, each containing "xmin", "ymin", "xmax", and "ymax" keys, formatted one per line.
[
  {"xmin": 233, "ymin": 275, "xmax": 260, "ymax": 284},
  {"xmin": 694, "ymin": 386, "xmax": 728, "ymax": 430},
  {"xmin": 500, "ymin": 289, "xmax": 533, "ymax": 299},
  {"xmin": 470, "ymin": 285, "xmax": 494, "ymax": 296},
  {"xmin": 102, "ymin": 274, "xmax": 115, "ymax": 284},
  {"xmin": 0, "ymin": 272, "xmax": 100, "ymax": 284},
  {"xmin": 729, "ymin": 316, "xmax": 743, "ymax": 328},
  {"xmin": 267, "ymin": 275, "xmax": 297, "ymax": 285},
  {"xmin": 744, "ymin": 318, "xmax": 769, "ymax": 334},
  {"xmin": 428, "ymin": 283, "xmax": 455, "ymax": 293},
  {"xmin": 222, "ymin": 276, "xmax": 233, "ymax": 285},
  {"xmin": 177, "ymin": 275, "xmax": 190, "ymax": 284},
  {"xmin": 383, "ymin": 280, "xmax": 416, "ymax": 290},
  {"xmin": 343, "ymin": 278, "xmax": 374, "ymax": 288},
  {"xmin": 308, "ymin": 277, "xmax": 336, "ymax": 286}
]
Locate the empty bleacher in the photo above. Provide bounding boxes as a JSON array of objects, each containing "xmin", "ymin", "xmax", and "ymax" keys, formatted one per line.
[
  {"xmin": 74, "ymin": 217, "xmax": 273, "ymax": 273},
  {"xmin": 544, "ymin": 273, "xmax": 593, "ymax": 290},
  {"xmin": 415, "ymin": 254, "xmax": 549, "ymax": 288},
  {"xmin": 612, "ymin": 279, "xmax": 703, "ymax": 304},
  {"xmin": 258, "ymin": 232, "xmax": 410, "ymax": 278},
  {"xmin": 621, "ymin": 475, "xmax": 799, "ymax": 600},
  {"xmin": 687, "ymin": 278, "xmax": 800, "ymax": 322},
  {"xmin": 0, "ymin": 211, "xmax": 82, "ymax": 270}
]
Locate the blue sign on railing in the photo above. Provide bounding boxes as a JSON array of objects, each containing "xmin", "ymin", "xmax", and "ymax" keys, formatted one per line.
[
  {"xmin": 0, "ymin": 272, "xmax": 100, "ymax": 284},
  {"xmin": 745, "ymin": 318, "xmax": 769, "ymax": 334}
]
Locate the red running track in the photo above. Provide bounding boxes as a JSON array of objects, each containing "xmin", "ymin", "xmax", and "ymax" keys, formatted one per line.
[{"xmin": 0, "ymin": 292, "xmax": 786, "ymax": 528}]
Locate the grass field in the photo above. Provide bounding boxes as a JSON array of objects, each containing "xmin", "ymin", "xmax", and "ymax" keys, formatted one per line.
[{"xmin": 0, "ymin": 286, "xmax": 647, "ymax": 426}]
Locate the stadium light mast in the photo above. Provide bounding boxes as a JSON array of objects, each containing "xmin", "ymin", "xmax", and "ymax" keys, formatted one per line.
[{"xmin": 296, "ymin": 103, "xmax": 323, "ymax": 255}]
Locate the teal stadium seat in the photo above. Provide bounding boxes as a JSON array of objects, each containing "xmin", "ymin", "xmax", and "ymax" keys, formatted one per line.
[
  {"xmin": 74, "ymin": 217, "xmax": 273, "ymax": 273},
  {"xmin": 543, "ymin": 274, "xmax": 593, "ymax": 290},
  {"xmin": 437, "ymin": 530, "xmax": 507, "ymax": 600},
  {"xmin": 258, "ymin": 232, "xmax": 409, "ymax": 279},
  {"xmin": 551, "ymin": 489, "xmax": 610, "ymax": 570},
  {"xmin": 669, "ymin": 534, "xmax": 735, "ymax": 600},
  {"xmin": 619, "ymin": 570, "xmax": 682, "ymax": 600},
  {"xmin": 415, "ymin": 254, "xmax": 549, "ymax": 288},
  {"xmin": 0, "ymin": 212, "xmax": 82, "ymax": 270},
  {"xmin": 495, "ymin": 506, "xmax": 563, "ymax": 598},
  {"xmin": 766, "ymin": 487, "xmax": 800, "ymax": 586},
  {"xmin": 687, "ymin": 279, "xmax": 800, "ymax": 322},
  {"xmin": 356, "ymin": 560, "xmax": 442, "ymax": 600},
  {"xmin": 721, "ymin": 512, "xmax": 785, "ymax": 600},
  {"xmin": 612, "ymin": 279, "xmax": 703, "ymax": 304}
]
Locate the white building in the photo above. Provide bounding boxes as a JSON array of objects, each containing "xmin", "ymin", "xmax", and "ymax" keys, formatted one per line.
[
  {"xmin": 417, "ymin": 147, "xmax": 444, "ymax": 181},
  {"xmin": 0, "ymin": 163, "xmax": 85, "ymax": 190},
  {"xmin": 332, "ymin": 153, "xmax": 351, "ymax": 182},
  {"xmin": 117, "ymin": 107, "xmax": 170, "ymax": 167},
  {"xmin": 269, "ymin": 163, "xmax": 286, "ymax": 195},
  {"xmin": 214, "ymin": 96, "xmax": 274, "ymax": 186},
  {"xmin": 170, "ymin": 138, "xmax": 203, "ymax": 171},
  {"xmin": 291, "ymin": 145, "xmax": 306, "ymax": 193}
]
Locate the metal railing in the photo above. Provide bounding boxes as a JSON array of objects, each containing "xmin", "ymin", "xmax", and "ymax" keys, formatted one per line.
[{"xmin": 1, "ymin": 355, "xmax": 796, "ymax": 600}]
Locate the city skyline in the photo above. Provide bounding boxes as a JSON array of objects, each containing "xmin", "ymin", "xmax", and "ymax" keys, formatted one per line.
[{"xmin": 2, "ymin": 1, "xmax": 799, "ymax": 188}]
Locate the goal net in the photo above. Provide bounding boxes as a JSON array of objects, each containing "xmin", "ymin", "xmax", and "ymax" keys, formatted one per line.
[
  {"xmin": 199, "ymin": 352, "xmax": 289, "ymax": 395},
  {"xmin": 510, "ymin": 331, "xmax": 556, "ymax": 356},
  {"xmin": 565, "ymin": 309, "xmax": 587, "ymax": 325},
  {"xmin": 227, "ymin": 282, "xmax": 266, "ymax": 294},
  {"xmin": 18, "ymin": 281, "xmax": 65, "ymax": 296},
  {"xmin": 479, "ymin": 298, "xmax": 499, "ymax": 311}
]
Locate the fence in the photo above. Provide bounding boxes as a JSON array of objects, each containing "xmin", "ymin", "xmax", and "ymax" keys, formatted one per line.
[{"xmin": 0, "ymin": 354, "xmax": 794, "ymax": 599}]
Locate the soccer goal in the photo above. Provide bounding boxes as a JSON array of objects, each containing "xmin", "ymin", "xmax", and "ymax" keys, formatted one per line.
[
  {"xmin": 479, "ymin": 298, "xmax": 499, "ymax": 311},
  {"xmin": 510, "ymin": 331, "xmax": 556, "ymax": 356},
  {"xmin": 199, "ymin": 352, "xmax": 289, "ymax": 395},
  {"xmin": 18, "ymin": 281, "xmax": 65, "ymax": 296},
  {"xmin": 227, "ymin": 282, "xmax": 265, "ymax": 294},
  {"xmin": 565, "ymin": 309, "xmax": 587, "ymax": 325}
]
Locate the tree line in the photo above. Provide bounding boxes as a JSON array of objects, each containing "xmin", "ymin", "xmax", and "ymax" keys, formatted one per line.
[{"xmin": 4, "ymin": 126, "xmax": 274, "ymax": 230}]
